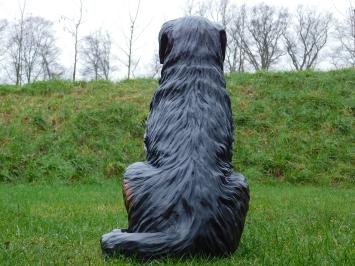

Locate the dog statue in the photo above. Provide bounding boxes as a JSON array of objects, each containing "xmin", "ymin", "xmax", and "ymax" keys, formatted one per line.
[{"xmin": 101, "ymin": 16, "xmax": 249, "ymax": 259}]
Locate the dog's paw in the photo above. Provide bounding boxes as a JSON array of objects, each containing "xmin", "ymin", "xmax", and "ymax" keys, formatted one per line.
[{"xmin": 101, "ymin": 229, "xmax": 123, "ymax": 256}]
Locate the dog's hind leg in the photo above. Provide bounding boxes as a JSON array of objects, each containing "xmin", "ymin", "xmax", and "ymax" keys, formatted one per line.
[
  {"xmin": 230, "ymin": 172, "xmax": 249, "ymax": 196},
  {"xmin": 122, "ymin": 162, "xmax": 157, "ymax": 212},
  {"xmin": 229, "ymin": 172, "xmax": 249, "ymax": 220},
  {"xmin": 228, "ymin": 172, "xmax": 249, "ymax": 249},
  {"xmin": 122, "ymin": 162, "xmax": 145, "ymax": 212}
]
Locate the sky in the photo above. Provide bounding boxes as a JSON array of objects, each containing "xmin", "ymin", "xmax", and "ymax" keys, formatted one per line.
[{"xmin": 0, "ymin": 0, "xmax": 353, "ymax": 80}]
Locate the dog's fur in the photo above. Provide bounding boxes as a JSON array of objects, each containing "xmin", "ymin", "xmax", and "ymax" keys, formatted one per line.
[{"xmin": 101, "ymin": 16, "xmax": 249, "ymax": 259}]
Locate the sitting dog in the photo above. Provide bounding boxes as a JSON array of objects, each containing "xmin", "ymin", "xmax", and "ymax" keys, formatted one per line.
[{"xmin": 101, "ymin": 16, "xmax": 249, "ymax": 259}]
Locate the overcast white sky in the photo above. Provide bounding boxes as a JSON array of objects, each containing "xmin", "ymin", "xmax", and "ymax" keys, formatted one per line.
[{"xmin": 0, "ymin": 0, "xmax": 353, "ymax": 80}]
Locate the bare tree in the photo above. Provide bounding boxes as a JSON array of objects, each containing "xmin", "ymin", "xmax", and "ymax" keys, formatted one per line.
[
  {"xmin": 39, "ymin": 29, "xmax": 64, "ymax": 80},
  {"xmin": 283, "ymin": 6, "xmax": 332, "ymax": 71},
  {"xmin": 182, "ymin": 0, "xmax": 246, "ymax": 73},
  {"xmin": 62, "ymin": 0, "xmax": 83, "ymax": 81},
  {"xmin": 119, "ymin": 0, "xmax": 143, "ymax": 80},
  {"xmin": 183, "ymin": 0, "xmax": 197, "ymax": 16},
  {"xmin": 207, "ymin": 0, "xmax": 231, "ymax": 26},
  {"xmin": 0, "ymin": 20, "xmax": 7, "ymax": 82},
  {"xmin": 183, "ymin": 0, "xmax": 209, "ymax": 17},
  {"xmin": 189, "ymin": 2, "xmax": 289, "ymax": 72},
  {"xmin": 183, "ymin": 0, "xmax": 230, "ymax": 24},
  {"xmin": 6, "ymin": 10, "xmax": 62, "ymax": 84},
  {"xmin": 99, "ymin": 32, "xmax": 113, "ymax": 80},
  {"xmin": 241, "ymin": 4, "xmax": 289, "ymax": 71},
  {"xmin": 226, "ymin": 5, "xmax": 247, "ymax": 72},
  {"xmin": 0, "ymin": 19, "xmax": 7, "ymax": 44},
  {"xmin": 81, "ymin": 34, "xmax": 100, "ymax": 80},
  {"xmin": 205, "ymin": 0, "xmax": 243, "ymax": 72},
  {"xmin": 149, "ymin": 50, "xmax": 162, "ymax": 79},
  {"xmin": 6, "ymin": 1, "xmax": 27, "ymax": 85},
  {"xmin": 22, "ymin": 17, "xmax": 58, "ymax": 83},
  {"xmin": 0, "ymin": 19, "xmax": 7, "ymax": 58},
  {"xmin": 81, "ymin": 30, "xmax": 113, "ymax": 80},
  {"xmin": 333, "ymin": 5, "xmax": 355, "ymax": 68}
]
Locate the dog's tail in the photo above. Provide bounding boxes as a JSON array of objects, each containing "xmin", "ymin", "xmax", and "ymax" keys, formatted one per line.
[{"xmin": 101, "ymin": 229, "xmax": 189, "ymax": 260}]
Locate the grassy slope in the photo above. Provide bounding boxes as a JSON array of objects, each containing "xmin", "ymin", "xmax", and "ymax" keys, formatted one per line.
[
  {"xmin": 0, "ymin": 181, "xmax": 353, "ymax": 265},
  {"xmin": 0, "ymin": 70, "xmax": 353, "ymax": 185},
  {"xmin": 228, "ymin": 70, "xmax": 354, "ymax": 186}
]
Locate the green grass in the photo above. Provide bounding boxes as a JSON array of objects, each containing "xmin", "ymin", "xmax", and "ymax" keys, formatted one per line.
[
  {"xmin": 0, "ymin": 70, "xmax": 354, "ymax": 186},
  {"xmin": 227, "ymin": 70, "xmax": 354, "ymax": 186},
  {"xmin": 0, "ymin": 181, "xmax": 353, "ymax": 265},
  {"xmin": 0, "ymin": 71, "xmax": 354, "ymax": 264}
]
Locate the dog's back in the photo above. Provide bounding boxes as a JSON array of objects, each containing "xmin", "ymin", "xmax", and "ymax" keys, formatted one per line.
[{"xmin": 101, "ymin": 17, "xmax": 249, "ymax": 259}]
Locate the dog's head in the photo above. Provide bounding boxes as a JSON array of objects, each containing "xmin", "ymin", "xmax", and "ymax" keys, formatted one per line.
[{"xmin": 158, "ymin": 16, "xmax": 226, "ymax": 66}]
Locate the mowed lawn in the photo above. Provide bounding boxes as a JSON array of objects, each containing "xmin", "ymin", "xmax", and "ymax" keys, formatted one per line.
[{"xmin": 0, "ymin": 181, "xmax": 353, "ymax": 265}]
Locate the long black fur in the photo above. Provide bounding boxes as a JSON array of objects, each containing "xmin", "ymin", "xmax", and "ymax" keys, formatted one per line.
[{"xmin": 101, "ymin": 16, "xmax": 249, "ymax": 260}]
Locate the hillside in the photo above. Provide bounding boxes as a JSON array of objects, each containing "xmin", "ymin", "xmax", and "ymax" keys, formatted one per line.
[{"xmin": 0, "ymin": 70, "xmax": 353, "ymax": 185}]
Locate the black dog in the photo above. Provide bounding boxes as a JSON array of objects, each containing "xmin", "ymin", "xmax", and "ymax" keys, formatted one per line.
[{"xmin": 101, "ymin": 16, "xmax": 249, "ymax": 259}]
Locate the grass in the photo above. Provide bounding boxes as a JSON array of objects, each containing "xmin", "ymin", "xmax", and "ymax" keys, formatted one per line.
[
  {"xmin": 0, "ymin": 70, "xmax": 354, "ymax": 264},
  {"xmin": 0, "ymin": 180, "xmax": 353, "ymax": 265},
  {"xmin": 0, "ymin": 70, "xmax": 354, "ymax": 186}
]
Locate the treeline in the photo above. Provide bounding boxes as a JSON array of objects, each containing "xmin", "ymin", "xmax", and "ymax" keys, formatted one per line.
[
  {"xmin": 184, "ymin": 0, "xmax": 355, "ymax": 72},
  {"xmin": 0, "ymin": 0, "xmax": 354, "ymax": 85},
  {"xmin": 0, "ymin": 0, "xmax": 115, "ymax": 85}
]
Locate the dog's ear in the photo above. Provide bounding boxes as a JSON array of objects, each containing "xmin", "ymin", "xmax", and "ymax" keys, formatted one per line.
[
  {"xmin": 159, "ymin": 32, "xmax": 169, "ymax": 64},
  {"xmin": 219, "ymin": 29, "xmax": 227, "ymax": 62}
]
